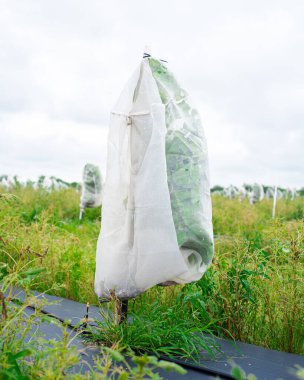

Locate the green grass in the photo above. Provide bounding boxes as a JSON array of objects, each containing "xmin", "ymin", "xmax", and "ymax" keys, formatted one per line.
[
  {"xmin": 87, "ymin": 285, "xmax": 220, "ymax": 360},
  {"xmin": 0, "ymin": 241, "xmax": 186, "ymax": 379},
  {"xmin": 1, "ymin": 185, "xmax": 304, "ymax": 365},
  {"xmin": 0, "ymin": 187, "xmax": 100, "ymax": 304},
  {"xmin": 200, "ymin": 218, "xmax": 304, "ymax": 353}
]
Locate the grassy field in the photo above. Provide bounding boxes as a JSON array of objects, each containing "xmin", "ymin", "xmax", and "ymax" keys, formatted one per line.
[{"xmin": 0, "ymin": 186, "xmax": 304, "ymax": 377}]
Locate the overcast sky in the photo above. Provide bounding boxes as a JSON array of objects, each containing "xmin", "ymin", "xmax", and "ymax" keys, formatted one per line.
[{"xmin": 0, "ymin": 0, "xmax": 303, "ymax": 187}]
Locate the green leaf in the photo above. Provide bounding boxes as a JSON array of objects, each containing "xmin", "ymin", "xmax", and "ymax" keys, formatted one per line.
[
  {"xmin": 118, "ymin": 373, "xmax": 129, "ymax": 380},
  {"xmin": 158, "ymin": 361, "xmax": 187, "ymax": 374},
  {"xmin": 132, "ymin": 355, "xmax": 150, "ymax": 366},
  {"xmin": 20, "ymin": 268, "xmax": 45, "ymax": 277},
  {"xmin": 103, "ymin": 348, "xmax": 124, "ymax": 362},
  {"xmin": 14, "ymin": 349, "xmax": 32, "ymax": 360},
  {"xmin": 231, "ymin": 365, "xmax": 246, "ymax": 380}
]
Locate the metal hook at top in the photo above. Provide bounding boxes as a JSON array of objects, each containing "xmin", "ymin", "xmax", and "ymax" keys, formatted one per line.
[
  {"xmin": 142, "ymin": 45, "xmax": 168, "ymax": 63},
  {"xmin": 143, "ymin": 53, "xmax": 168, "ymax": 63}
]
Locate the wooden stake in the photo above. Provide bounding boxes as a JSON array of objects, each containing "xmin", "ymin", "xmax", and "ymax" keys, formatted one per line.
[
  {"xmin": 110, "ymin": 290, "xmax": 129, "ymax": 324},
  {"xmin": 120, "ymin": 299, "xmax": 128, "ymax": 324},
  {"xmin": 116, "ymin": 298, "xmax": 128, "ymax": 324}
]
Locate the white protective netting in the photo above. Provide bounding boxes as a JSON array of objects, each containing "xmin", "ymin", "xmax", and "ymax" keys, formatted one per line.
[
  {"xmin": 95, "ymin": 56, "xmax": 214, "ymax": 300},
  {"xmin": 80, "ymin": 163, "xmax": 103, "ymax": 219}
]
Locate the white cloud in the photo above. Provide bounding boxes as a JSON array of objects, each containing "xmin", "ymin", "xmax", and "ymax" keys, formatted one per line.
[
  {"xmin": 0, "ymin": 112, "xmax": 108, "ymax": 181},
  {"xmin": 0, "ymin": 0, "xmax": 303, "ymax": 187}
]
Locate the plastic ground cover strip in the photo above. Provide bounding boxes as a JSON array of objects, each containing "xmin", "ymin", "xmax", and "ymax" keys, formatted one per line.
[
  {"xmin": 6, "ymin": 288, "xmax": 304, "ymax": 380},
  {"xmin": 5, "ymin": 288, "xmax": 220, "ymax": 379}
]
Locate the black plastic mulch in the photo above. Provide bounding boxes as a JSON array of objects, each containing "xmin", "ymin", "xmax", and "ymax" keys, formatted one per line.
[{"xmin": 5, "ymin": 287, "xmax": 304, "ymax": 380}]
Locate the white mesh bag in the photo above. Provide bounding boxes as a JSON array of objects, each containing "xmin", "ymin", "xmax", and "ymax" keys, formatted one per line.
[
  {"xmin": 80, "ymin": 163, "xmax": 103, "ymax": 218},
  {"xmin": 95, "ymin": 56, "xmax": 214, "ymax": 300}
]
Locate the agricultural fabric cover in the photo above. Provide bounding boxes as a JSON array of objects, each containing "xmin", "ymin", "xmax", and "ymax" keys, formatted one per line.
[
  {"xmin": 80, "ymin": 163, "xmax": 103, "ymax": 210},
  {"xmin": 95, "ymin": 56, "xmax": 214, "ymax": 300}
]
